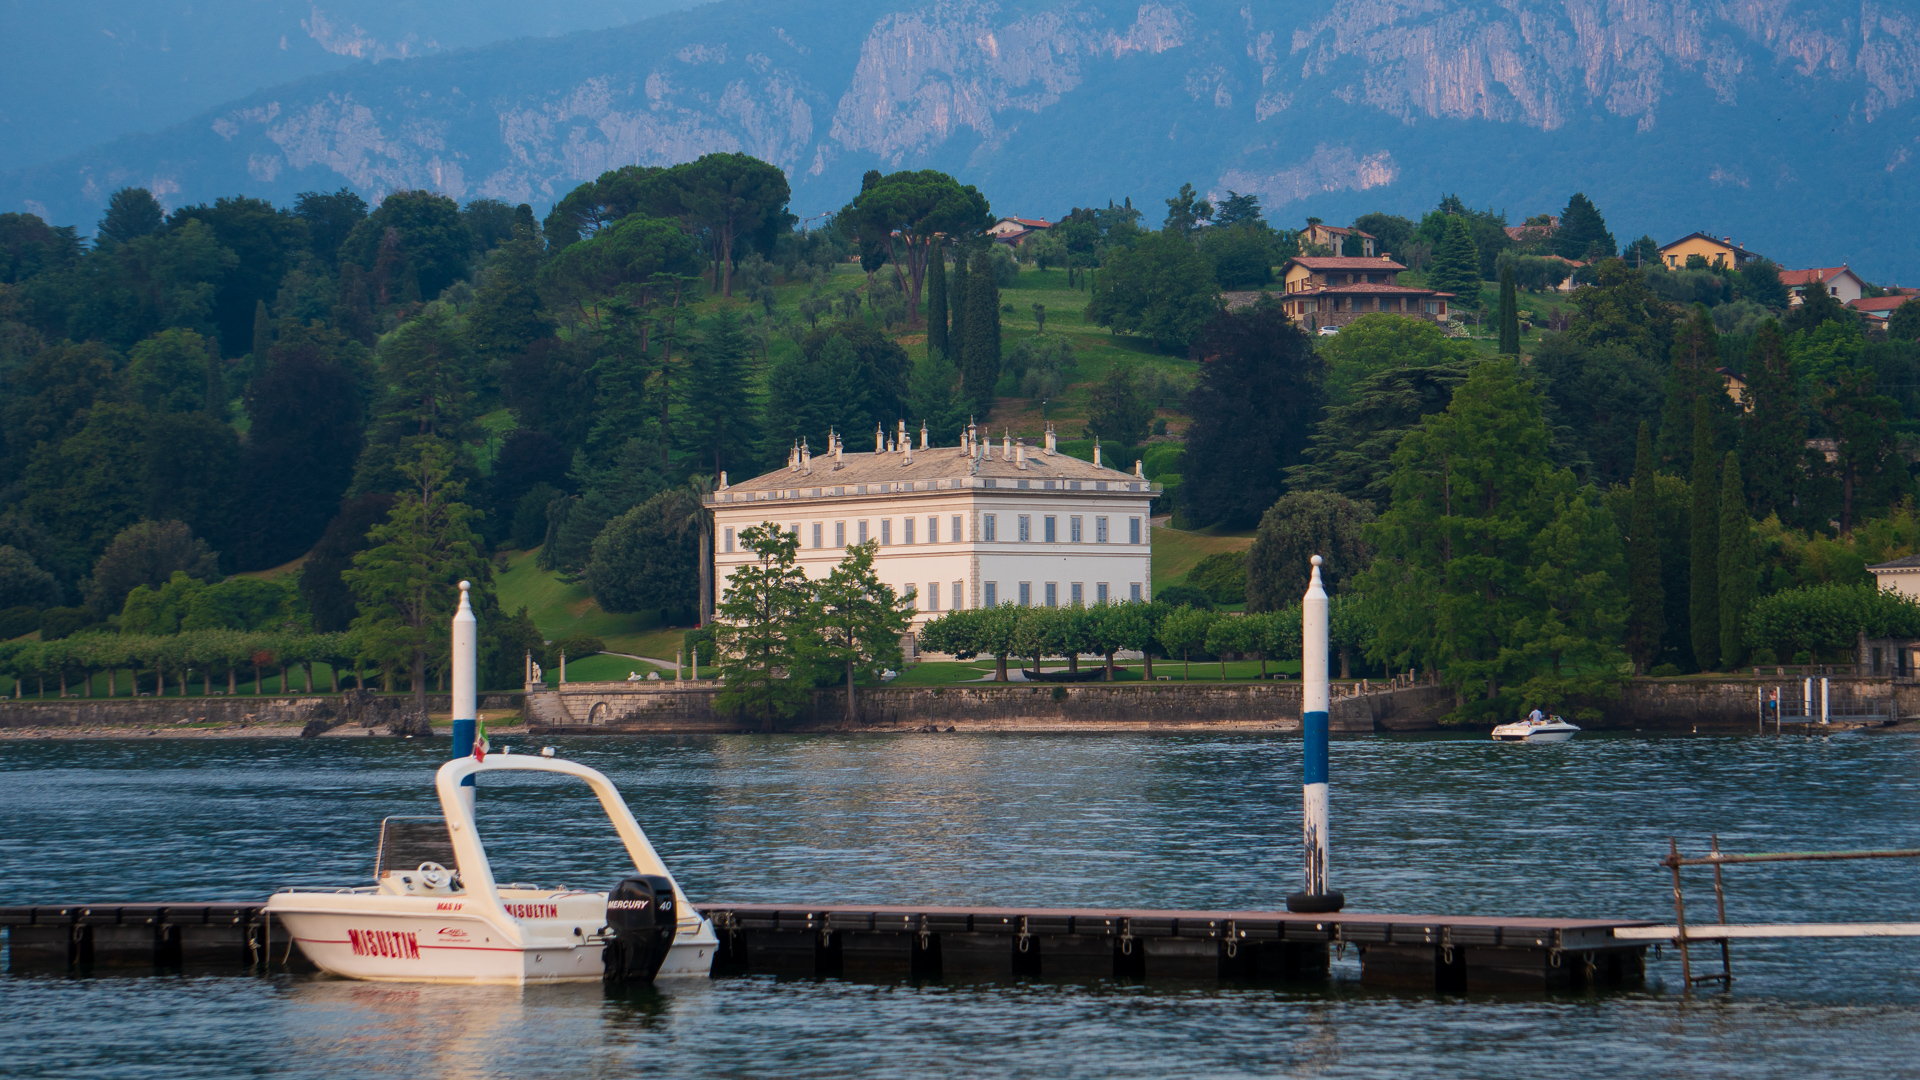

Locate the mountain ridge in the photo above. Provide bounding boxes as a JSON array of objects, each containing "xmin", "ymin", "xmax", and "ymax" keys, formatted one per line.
[{"xmin": 7, "ymin": 0, "xmax": 1920, "ymax": 278}]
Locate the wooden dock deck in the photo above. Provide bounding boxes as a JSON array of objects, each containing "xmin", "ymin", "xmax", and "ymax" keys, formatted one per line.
[{"xmin": 0, "ymin": 900, "xmax": 1657, "ymax": 992}]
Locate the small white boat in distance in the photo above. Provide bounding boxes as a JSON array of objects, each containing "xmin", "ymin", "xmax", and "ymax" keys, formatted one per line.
[
  {"xmin": 1491, "ymin": 715, "xmax": 1581, "ymax": 743},
  {"xmin": 265, "ymin": 754, "xmax": 718, "ymax": 985}
]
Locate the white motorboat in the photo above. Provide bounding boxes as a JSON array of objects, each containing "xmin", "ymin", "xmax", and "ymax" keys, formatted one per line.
[
  {"xmin": 1491, "ymin": 715, "xmax": 1581, "ymax": 743},
  {"xmin": 265, "ymin": 753, "xmax": 719, "ymax": 985}
]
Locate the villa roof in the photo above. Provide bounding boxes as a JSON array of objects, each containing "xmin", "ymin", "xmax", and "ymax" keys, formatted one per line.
[
  {"xmin": 1850, "ymin": 295, "xmax": 1912, "ymax": 313},
  {"xmin": 1779, "ymin": 266, "xmax": 1860, "ymax": 287},
  {"xmin": 711, "ymin": 441, "xmax": 1150, "ymax": 503},
  {"xmin": 1869, "ymin": 554, "xmax": 1920, "ymax": 571},
  {"xmin": 1660, "ymin": 232, "xmax": 1763, "ymax": 260}
]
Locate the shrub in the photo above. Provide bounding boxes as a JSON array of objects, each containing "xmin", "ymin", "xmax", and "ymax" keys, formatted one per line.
[
  {"xmin": 683, "ymin": 625, "xmax": 718, "ymax": 667},
  {"xmin": 0, "ymin": 606, "xmax": 40, "ymax": 639},
  {"xmin": 39, "ymin": 607, "xmax": 98, "ymax": 641},
  {"xmin": 1744, "ymin": 584, "xmax": 1920, "ymax": 662},
  {"xmin": 1187, "ymin": 551, "xmax": 1248, "ymax": 604},
  {"xmin": 545, "ymin": 634, "xmax": 605, "ymax": 669},
  {"xmin": 1154, "ymin": 584, "xmax": 1215, "ymax": 611},
  {"xmin": 1650, "ymin": 663, "xmax": 1681, "ymax": 677}
]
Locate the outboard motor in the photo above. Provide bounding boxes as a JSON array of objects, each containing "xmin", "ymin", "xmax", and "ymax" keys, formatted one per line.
[{"xmin": 602, "ymin": 874, "xmax": 679, "ymax": 983}]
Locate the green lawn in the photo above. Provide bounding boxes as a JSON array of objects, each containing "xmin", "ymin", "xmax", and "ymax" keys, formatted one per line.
[
  {"xmin": 494, "ymin": 548, "xmax": 684, "ymax": 655},
  {"xmin": 894, "ymin": 657, "xmax": 1305, "ymax": 684},
  {"xmin": 1152, "ymin": 525, "xmax": 1255, "ymax": 593}
]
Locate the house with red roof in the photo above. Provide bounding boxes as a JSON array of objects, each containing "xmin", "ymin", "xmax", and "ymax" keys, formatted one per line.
[
  {"xmin": 1848, "ymin": 294, "xmax": 1914, "ymax": 327},
  {"xmin": 1277, "ymin": 255, "xmax": 1453, "ymax": 330},
  {"xmin": 1779, "ymin": 266, "xmax": 1866, "ymax": 307},
  {"xmin": 988, "ymin": 217, "xmax": 1051, "ymax": 246}
]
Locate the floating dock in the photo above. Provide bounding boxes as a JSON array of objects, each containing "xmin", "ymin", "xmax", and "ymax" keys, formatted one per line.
[{"xmin": 0, "ymin": 900, "xmax": 1655, "ymax": 992}]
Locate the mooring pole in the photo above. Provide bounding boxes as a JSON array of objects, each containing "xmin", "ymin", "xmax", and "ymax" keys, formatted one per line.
[
  {"xmin": 1821, "ymin": 678, "xmax": 1830, "ymax": 725},
  {"xmin": 450, "ymin": 580, "xmax": 478, "ymax": 815},
  {"xmin": 1288, "ymin": 555, "xmax": 1344, "ymax": 913}
]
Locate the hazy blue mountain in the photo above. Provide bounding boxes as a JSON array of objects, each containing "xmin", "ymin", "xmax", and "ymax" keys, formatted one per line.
[
  {"xmin": 8, "ymin": 0, "xmax": 1920, "ymax": 280},
  {"xmin": 0, "ymin": 0, "xmax": 704, "ymax": 173}
]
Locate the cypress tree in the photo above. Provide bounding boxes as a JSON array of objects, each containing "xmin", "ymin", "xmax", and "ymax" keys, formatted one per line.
[
  {"xmin": 251, "ymin": 300, "xmax": 272, "ymax": 364},
  {"xmin": 949, "ymin": 250, "xmax": 970, "ymax": 371},
  {"xmin": 1656, "ymin": 304, "xmax": 1720, "ymax": 475},
  {"xmin": 961, "ymin": 248, "xmax": 1001, "ymax": 408},
  {"xmin": 1689, "ymin": 396, "xmax": 1721, "ymax": 671},
  {"xmin": 1738, "ymin": 320, "xmax": 1804, "ymax": 524},
  {"xmin": 1718, "ymin": 451, "xmax": 1755, "ymax": 667},
  {"xmin": 925, "ymin": 240, "xmax": 949, "ymax": 361},
  {"xmin": 1626, "ymin": 421, "xmax": 1664, "ymax": 673},
  {"xmin": 1497, "ymin": 262, "xmax": 1520, "ymax": 354}
]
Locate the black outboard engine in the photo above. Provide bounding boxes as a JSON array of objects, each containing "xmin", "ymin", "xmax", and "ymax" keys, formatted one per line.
[{"xmin": 602, "ymin": 874, "xmax": 679, "ymax": 983}]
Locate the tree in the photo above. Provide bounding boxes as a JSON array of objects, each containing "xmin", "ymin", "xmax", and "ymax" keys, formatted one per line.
[
  {"xmin": 1246, "ymin": 491, "xmax": 1374, "ymax": 612},
  {"xmin": 167, "ymin": 195, "xmax": 307, "ymax": 354},
  {"xmin": 1511, "ymin": 485, "xmax": 1629, "ymax": 713},
  {"xmin": 1157, "ymin": 605, "xmax": 1215, "ymax": 680},
  {"xmin": 1889, "ymin": 297, "xmax": 1920, "ymax": 342},
  {"xmin": 1552, "ymin": 193, "xmax": 1615, "ymax": 261},
  {"xmin": 1085, "ymin": 230, "xmax": 1217, "ymax": 351},
  {"xmin": 293, "ymin": 188, "xmax": 369, "ymax": 265},
  {"xmin": 925, "ymin": 239, "xmax": 950, "ymax": 360},
  {"xmin": 340, "ymin": 191, "xmax": 473, "ymax": 301},
  {"xmin": 1356, "ymin": 360, "xmax": 1625, "ymax": 715},
  {"xmin": 2, "ymin": 338, "xmax": 117, "ymax": 477},
  {"xmin": 813, "ymin": 540, "xmax": 913, "ymax": 723},
  {"xmin": 668, "ymin": 152, "xmax": 793, "ymax": 296},
  {"xmin": 1655, "ymin": 304, "xmax": 1726, "ymax": 476},
  {"xmin": 960, "ymin": 248, "xmax": 1002, "ymax": 407},
  {"xmin": 1162, "ymin": 183, "xmax": 1214, "ymax": 237},
  {"xmin": 1317, "ymin": 312, "xmax": 1480, "ymax": 407},
  {"xmin": 344, "ymin": 444, "xmax": 490, "ymax": 718},
  {"xmin": 230, "ymin": 330, "xmax": 364, "ymax": 569},
  {"xmin": 84, "ymin": 520, "xmax": 220, "ymax": 617},
  {"xmin": 763, "ymin": 325, "xmax": 912, "ymax": 462},
  {"xmin": 680, "ymin": 307, "xmax": 761, "ymax": 480},
  {"xmin": 1688, "ymin": 397, "xmax": 1721, "ymax": 671},
  {"xmin": 1353, "ymin": 212, "xmax": 1414, "ymax": 259},
  {"xmin": 1425, "ymin": 215, "xmax": 1481, "ymax": 309},
  {"xmin": 1786, "ymin": 275, "xmax": 1852, "ymax": 334},
  {"xmin": 1085, "ymin": 362, "xmax": 1154, "ymax": 447},
  {"xmin": 1562, "ymin": 258, "xmax": 1678, "ymax": 361},
  {"xmin": 123, "ymin": 328, "xmax": 216, "ymax": 414},
  {"xmin": 1738, "ymin": 258, "xmax": 1791, "ymax": 309},
  {"xmin": 843, "ymin": 170, "xmax": 992, "ymax": 325},
  {"xmin": 586, "ymin": 490, "xmax": 701, "ymax": 620},
  {"xmin": 97, "ymin": 188, "xmax": 165, "ymax": 247},
  {"xmin": 1198, "ymin": 224, "xmax": 1273, "ymax": 289},
  {"xmin": 0, "ymin": 546, "xmax": 60, "ymax": 611},
  {"xmin": 1625, "ymin": 423, "xmax": 1664, "ymax": 674},
  {"xmin": 1739, "ymin": 321, "xmax": 1805, "ymax": 524},
  {"xmin": 1820, "ymin": 366, "xmax": 1906, "ymax": 535},
  {"xmin": 1718, "ymin": 452, "xmax": 1756, "ymax": 667},
  {"xmin": 298, "ymin": 494, "xmax": 393, "ymax": 633},
  {"xmin": 1182, "ymin": 302, "xmax": 1325, "ymax": 527},
  {"xmin": 714, "ymin": 523, "xmax": 815, "ymax": 729},
  {"xmin": 536, "ymin": 213, "xmax": 703, "ymax": 323},
  {"xmin": 467, "ymin": 231, "xmax": 552, "ymax": 365},
  {"xmin": 1497, "ymin": 262, "xmax": 1520, "ymax": 354},
  {"xmin": 1529, "ymin": 334, "xmax": 1663, "ymax": 488},
  {"xmin": 182, "ymin": 577, "xmax": 291, "ymax": 631}
]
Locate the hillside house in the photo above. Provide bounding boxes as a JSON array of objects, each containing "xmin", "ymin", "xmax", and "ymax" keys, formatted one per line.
[
  {"xmin": 1869, "ymin": 555, "xmax": 1920, "ymax": 601},
  {"xmin": 1278, "ymin": 256, "xmax": 1452, "ymax": 329},
  {"xmin": 706, "ymin": 422, "xmax": 1156, "ymax": 630},
  {"xmin": 1659, "ymin": 233, "xmax": 1764, "ymax": 270},
  {"xmin": 1781, "ymin": 266, "xmax": 1865, "ymax": 306},
  {"xmin": 1850, "ymin": 294, "xmax": 1915, "ymax": 327},
  {"xmin": 1302, "ymin": 221, "xmax": 1375, "ymax": 256},
  {"xmin": 988, "ymin": 217, "xmax": 1051, "ymax": 246}
]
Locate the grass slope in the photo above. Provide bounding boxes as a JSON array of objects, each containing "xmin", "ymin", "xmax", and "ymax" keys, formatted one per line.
[{"xmin": 1151, "ymin": 525, "xmax": 1254, "ymax": 593}]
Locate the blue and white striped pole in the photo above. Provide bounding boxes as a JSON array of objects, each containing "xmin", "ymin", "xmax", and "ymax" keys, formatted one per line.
[
  {"xmin": 450, "ymin": 580, "xmax": 478, "ymax": 815},
  {"xmin": 1288, "ymin": 555, "xmax": 1344, "ymax": 913}
]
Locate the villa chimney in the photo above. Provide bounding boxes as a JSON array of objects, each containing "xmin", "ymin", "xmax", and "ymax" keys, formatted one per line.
[
  {"xmin": 1093, "ymin": 439, "xmax": 1102, "ymax": 467},
  {"xmin": 719, "ymin": 471, "xmax": 729, "ymax": 490},
  {"xmin": 1003, "ymin": 430, "xmax": 1012, "ymax": 461},
  {"xmin": 898, "ymin": 420, "xmax": 908, "ymax": 452},
  {"xmin": 1044, "ymin": 423, "xmax": 1056, "ymax": 455},
  {"xmin": 920, "ymin": 422, "xmax": 929, "ymax": 450},
  {"xmin": 904, "ymin": 439, "xmax": 913, "ymax": 464},
  {"xmin": 1016, "ymin": 442, "xmax": 1027, "ymax": 469},
  {"xmin": 876, "ymin": 423, "xmax": 885, "ymax": 454},
  {"xmin": 801, "ymin": 439, "xmax": 811, "ymax": 473},
  {"xmin": 1134, "ymin": 459, "xmax": 1144, "ymax": 478}
]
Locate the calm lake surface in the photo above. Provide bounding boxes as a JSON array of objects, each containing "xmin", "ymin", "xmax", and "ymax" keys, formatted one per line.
[{"xmin": 3, "ymin": 731, "xmax": 1919, "ymax": 1078}]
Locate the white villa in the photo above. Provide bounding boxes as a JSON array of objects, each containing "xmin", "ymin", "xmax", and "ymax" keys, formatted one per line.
[{"xmin": 705, "ymin": 422, "xmax": 1157, "ymax": 627}]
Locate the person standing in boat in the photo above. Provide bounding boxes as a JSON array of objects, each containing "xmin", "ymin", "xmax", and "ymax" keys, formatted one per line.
[{"xmin": 1527, "ymin": 707, "xmax": 1545, "ymax": 724}]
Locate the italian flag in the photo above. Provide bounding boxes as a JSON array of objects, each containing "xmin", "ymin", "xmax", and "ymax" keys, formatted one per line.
[{"xmin": 473, "ymin": 719, "xmax": 490, "ymax": 762}]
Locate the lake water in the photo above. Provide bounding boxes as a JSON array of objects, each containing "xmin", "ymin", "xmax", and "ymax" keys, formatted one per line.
[{"xmin": 3, "ymin": 731, "xmax": 1919, "ymax": 1078}]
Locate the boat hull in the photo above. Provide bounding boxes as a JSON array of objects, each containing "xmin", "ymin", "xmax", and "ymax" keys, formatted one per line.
[
  {"xmin": 269, "ymin": 901, "xmax": 718, "ymax": 985},
  {"xmin": 1492, "ymin": 729, "xmax": 1577, "ymax": 743}
]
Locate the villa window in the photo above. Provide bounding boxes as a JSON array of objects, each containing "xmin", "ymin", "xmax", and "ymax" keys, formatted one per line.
[
  {"xmin": 983, "ymin": 515, "xmax": 997, "ymax": 542},
  {"xmin": 1044, "ymin": 583, "xmax": 1057, "ymax": 608},
  {"xmin": 954, "ymin": 580, "xmax": 965, "ymax": 608},
  {"xmin": 1019, "ymin": 582, "xmax": 1032, "ymax": 606},
  {"xmin": 1129, "ymin": 517, "xmax": 1142, "ymax": 545},
  {"xmin": 1044, "ymin": 516, "xmax": 1056, "ymax": 542},
  {"xmin": 812, "ymin": 523, "xmax": 822, "ymax": 549},
  {"xmin": 858, "ymin": 520, "xmax": 869, "ymax": 544},
  {"xmin": 952, "ymin": 515, "xmax": 963, "ymax": 542},
  {"xmin": 1130, "ymin": 583, "xmax": 1143, "ymax": 600},
  {"xmin": 904, "ymin": 517, "xmax": 915, "ymax": 544},
  {"xmin": 881, "ymin": 519, "xmax": 891, "ymax": 545},
  {"xmin": 1096, "ymin": 516, "xmax": 1109, "ymax": 543},
  {"xmin": 724, "ymin": 527, "xmax": 734, "ymax": 553},
  {"xmin": 1070, "ymin": 516, "xmax": 1082, "ymax": 542},
  {"xmin": 1018, "ymin": 515, "xmax": 1031, "ymax": 541},
  {"xmin": 835, "ymin": 522, "xmax": 846, "ymax": 547},
  {"xmin": 985, "ymin": 582, "xmax": 998, "ymax": 606},
  {"xmin": 1070, "ymin": 583, "xmax": 1083, "ymax": 606},
  {"xmin": 1097, "ymin": 583, "xmax": 1109, "ymax": 602},
  {"xmin": 926, "ymin": 582, "xmax": 939, "ymax": 611}
]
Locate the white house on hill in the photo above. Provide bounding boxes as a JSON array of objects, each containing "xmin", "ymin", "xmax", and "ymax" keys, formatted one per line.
[{"xmin": 705, "ymin": 422, "xmax": 1156, "ymax": 627}]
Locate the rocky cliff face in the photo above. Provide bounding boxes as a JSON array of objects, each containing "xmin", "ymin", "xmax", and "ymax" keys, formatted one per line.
[{"xmin": 7, "ymin": 0, "xmax": 1919, "ymax": 275}]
